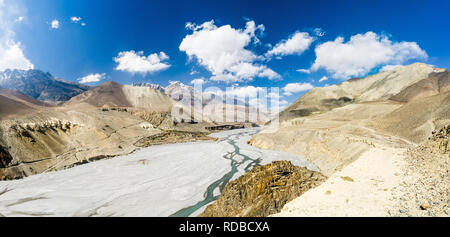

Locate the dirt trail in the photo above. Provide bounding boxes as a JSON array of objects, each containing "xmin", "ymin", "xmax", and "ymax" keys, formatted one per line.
[{"xmin": 273, "ymin": 145, "xmax": 406, "ymax": 216}]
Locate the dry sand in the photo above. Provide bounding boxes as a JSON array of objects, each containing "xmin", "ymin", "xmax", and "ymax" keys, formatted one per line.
[{"xmin": 273, "ymin": 146, "xmax": 406, "ymax": 217}]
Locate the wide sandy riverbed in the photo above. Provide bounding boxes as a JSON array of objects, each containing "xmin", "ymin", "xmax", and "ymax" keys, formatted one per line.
[{"xmin": 0, "ymin": 128, "xmax": 316, "ymax": 217}]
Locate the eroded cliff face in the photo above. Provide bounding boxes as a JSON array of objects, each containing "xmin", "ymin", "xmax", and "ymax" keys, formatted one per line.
[
  {"xmin": 199, "ymin": 160, "xmax": 326, "ymax": 217},
  {"xmin": 0, "ymin": 108, "xmax": 163, "ymax": 180}
]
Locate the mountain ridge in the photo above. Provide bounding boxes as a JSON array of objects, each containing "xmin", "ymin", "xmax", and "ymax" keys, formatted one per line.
[
  {"xmin": 0, "ymin": 69, "xmax": 89, "ymax": 103},
  {"xmin": 251, "ymin": 63, "xmax": 450, "ymax": 175}
]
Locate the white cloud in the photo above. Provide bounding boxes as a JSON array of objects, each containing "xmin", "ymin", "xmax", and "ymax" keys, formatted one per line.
[
  {"xmin": 282, "ymin": 82, "xmax": 314, "ymax": 96},
  {"xmin": 314, "ymin": 28, "xmax": 325, "ymax": 37},
  {"xmin": 318, "ymin": 76, "xmax": 328, "ymax": 82},
  {"xmin": 279, "ymin": 99, "xmax": 288, "ymax": 105},
  {"xmin": 0, "ymin": 1, "xmax": 34, "ymax": 71},
  {"xmin": 190, "ymin": 78, "xmax": 205, "ymax": 85},
  {"xmin": 14, "ymin": 16, "xmax": 24, "ymax": 23},
  {"xmin": 51, "ymin": 19, "xmax": 59, "ymax": 29},
  {"xmin": 296, "ymin": 68, "xmax": 311, "ymax": 74},
  {"xmin": 215, "ymin": 86, "xmax": 264, "ymax": 99},
  {"xmin": 70, "ymin": 16, "xmax": 82, "ymax": 23},
  {"xmin": 70, "ymin": 16, "xmax": 86, "ymax": 26},
  {"xmin": 268, "ymin": 91, "xmax": 281, "ymax": 99},
  {"xmin": 380, "ymin": 64, "xmax": 402, "ymax": 72},
  {"xmin": 311, "ymin": 32, "xmax": 428, "ymax": 79},
  {"xmin": 78, "ymin": 73, "xmax": 106, "ymax": 84},
  {"xmin": 0, "ymin": 41, "xmax": 34, "ymax": 71},
  {"xmin": 212, "ymin": 85, "xmax": 272, "ymax": 100},
  {"xmin": 266, "ymin": 32, "xmax": 315, "ymax": 58},
  {"xmin": 179, "ymin": 20, "xmax": 280, "ymax": 82},
  {"xmin": 114, "ymin": 50, "xmax": 170, "ymax": 74}
]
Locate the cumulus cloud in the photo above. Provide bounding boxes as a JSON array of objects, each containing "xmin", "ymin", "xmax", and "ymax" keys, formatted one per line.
[
  {"xmin": 0, "ymin": 41, "xmax": 34, "ymax": 71},
  {"xmin": 78, "ymin": 73, "xmax": 106, "ymax": 84},
  {"xmin": 71, "ymin": 16, "xmax": 86, "ymax": 26},
  {"xmin": 279, "ymin": 99, "xmax": 288, "ymax": 105},
  {"xmin": 179, "ymin": 20, "xmax": 280, "ymax": 82},
  {"xmin": 70, "ymin": 16, "xmax": 82, "ymax": 23},
  {"xmin": 311, "ymin": 31, "xmax": 428, "ymax": 79},
  {"xmin": 206, "ymin": 85, "xmax": 284, "ymax": 112},
  {"xmin": 282, "ymin": 82, "xmax": 314, "ymax": 96},
  {"xmin": 51, "ymin": 19, "xmax": 59, "ymax": 29},
  {"xmin": 318, "ymin": 76, "xmax": 328, "ymax": 82},
  {"xmin": 314, "ymin": 28, "xmax": 325, "ymax": 37},
  {"xmin": 266, "ymin": 32, "xmax": 315, "ymax": 58},
  {"xmin": 211, "ymin": 85, "xmax": 277, "ymax": 101},
  {"xmin": 225, "ymin": 85, "xmax": 265, "ymax": 99},
  {"xmin": 380, "ymin": 64, "xmax": 402, "ymax": 72},
  {"xmin": 114, "ymin": 50, "xmax": 170, "ymax": 74},
  {"xmin": 296, "ymin": 68, "xmax": 311, "ymax": 74},
  {"xmin": 0, "ymin": 1, "xmax": 34, "ymax": 71},
  {"xmin": 190, "ymin": 78, "xmax": 205, "ymax": 85}
]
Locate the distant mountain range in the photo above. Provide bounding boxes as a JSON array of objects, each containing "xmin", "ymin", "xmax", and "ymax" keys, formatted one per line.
[
  {"xmin": 0, "ymin": 67, "xmax": 270, "ymax": 123},
  {"xmin": 132, "ymin": 82, "xmax": 165, "ymax": 93},
  {"xmin": 0, "ymin": 69, "xmax": 89, "ymax": 103}
]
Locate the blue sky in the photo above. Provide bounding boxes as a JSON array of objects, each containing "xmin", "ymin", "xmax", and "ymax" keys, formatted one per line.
[{"xmin": 1, "ymin": 0, "xmax": 449, "ymax": 104}]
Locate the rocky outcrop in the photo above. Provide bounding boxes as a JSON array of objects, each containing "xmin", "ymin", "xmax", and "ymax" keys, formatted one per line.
[
  {"xmin": 11, "ymin": 119, "xmax": 78, "ymax": 134},
  {"xmin": 430, "ymin": 125, "xmax": 450, "ymax": 154},
  {"xmin": 0, "ymin": 145, "xmax": 12, "ymax": 169},
  {"xmin": 199, "ymin": 161, "xmax": 326, "ymax": 217},
  {"xmin": 134, "ymin": 130, "xmax": 216, "ymax": 147},
  {"xmin": 131, "ymin": 111, "xmax": 174, "ymax": 128}
]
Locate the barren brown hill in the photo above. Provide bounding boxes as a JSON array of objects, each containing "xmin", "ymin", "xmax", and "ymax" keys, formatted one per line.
[
  {"xmin": 278, "ymin": 63, "xmax": 444, "ymax": 122},
  {"xmin": 0, "ymin": 79, "xmax": 215, "ymax": 179},
  {"xmin": 373, "ymin": 90, "xmax": 450, "ymax": 143},
  {"xmin": 251, "ymin": 63, "xmax": 449, "ymax": 176},
  {"xmin": 0, "ymin": 81, "xmax": 177, "ymax": 179},
  {"xmin": 66, "ymin": 81, "xmax": 132, "ymax": 108},
  {"xmin": 0, "ymin": 94, "xmax": 35, "ymax": 118},
  {"xmin": 248, "ymin": 63, "xmax": 450, "ymax": 217},
  {"xmin": 66, "ymin": 81, "xmax": 175, "ymax": 112},
  {"xmin": 0, "ymin": 88, "xmax": 52, "ymax": 108},
  {"xmin": 390, "ymin": 71, "xmax": 450, "ymax": 102},
  {"xmin": 0, "ymin": 88, "xmax": 55, "ymax": 119}
]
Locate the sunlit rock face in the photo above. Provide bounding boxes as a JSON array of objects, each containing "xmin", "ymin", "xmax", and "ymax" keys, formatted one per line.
[{"xmin": 199, "ymin": 160, "xmax": 326, "ymax": 217}]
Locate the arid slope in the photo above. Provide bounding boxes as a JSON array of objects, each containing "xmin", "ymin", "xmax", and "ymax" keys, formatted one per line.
[
  {"xmin": 251, "ymin": 63, "xmax": 449, "ymax": 175},
  {"xmin": 0, "ymin": 82, "xmax": 179, "ymax": 179},
  {"xmin": 248, "ymin": 63, "xmax": 449, "ymax": 217}
]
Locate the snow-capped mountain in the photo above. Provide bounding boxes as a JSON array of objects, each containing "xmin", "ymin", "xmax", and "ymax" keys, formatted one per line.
[
  {"xmin": 165, "ymin": 81, "xmax": 270, "ymax": 122},
  {"xmin": 132, "ymin": 82, "xmax": 165, "ymax": 93},
  {"xmin": 0, "ymin": 69, "xmax": 89, "ymax": 102},
  {"xmin": 165, "ymin": 81, "xmax": 222, "ymax": 106}
]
